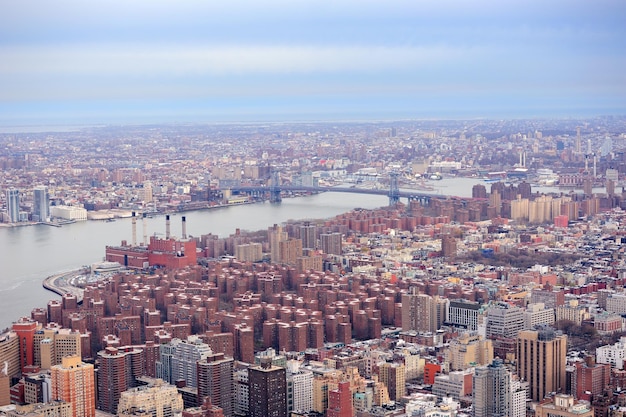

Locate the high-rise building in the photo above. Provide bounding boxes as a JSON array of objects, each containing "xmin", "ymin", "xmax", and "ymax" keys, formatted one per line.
[
  {"xmin": 523, "ymin": 303, "xmax": 555, "ymax": 330},
  {"xmin": 446, "ymin": 332, "xmax": 493, "ymax": 371},
  {"xmin": 441, "ymin": 234, "xmax": 457, "ymax": 258},
  {"xmin": 233, "ymin": 367, "xmax": 249, "ymax": 417},
  {"xmin": 0, "ymin": 331, "xmax": 20, "ymax": 380},
  {"xmin": 96, "ymin": 346, "xmax": 144, "ymax": 414},
  {"xmin": 12, "ymin": 317, "xmax": 40, "ymax": 373},
  {"xmin": 50, "ymin": 355, "xmax": 96, "ymax": 417},
  {"xmin": 286, "ymin": 361, "xmax": 313, "ymax": 414},
  {"xmin": 157, "ymin": 336, "xmax": 212, "ymax": 388},
  {"xmin": 401, "ymin": 288, "xmax": 447, "ymax": 333},
  {"xmin": 472, "ymin": 184, "xmax": 487, "ymax": 199},
  {"xmin": 278, "ymin": 239, "xmax": 302, "ymax": 265},
  {"xmin": 326, "ymin": 381, "xmax": 353, "ymax": 417},
  {"xmin": 6, "ymin": 188, "xmax": 20, "ymax": 223},
  {"xmin": 320, "ymin": 233, "xmax": 342, "ymax": 255},
  {"xmin": 300, "ymin": 222, "xmax": 317, "ymax": 250},
  {"xmin": 473, "ymin": 359, "xmax": 526, "ymax": 417},
  {"xmin": 377, "ymin": 362, "xmax": 405, "ymax": 402},
  {"xmin": 268, "ymin": 224, "xmax": 288, "ymax": 264},
  {"xmin": 33, "ymin": 186, "xmax": 50, "ymax": 222},
  {"xmin": 197, "ymin": 353, "xmax": 234, "ymax": 416},
  {"xmin": 486, "ymin": 303, "xmax": 524, "ymax": 340},
  {"xmin": 447, "ymin": 299, "xmax": 481, "ymax": 331},
  {"xmin": 517, "ymin": 327, "xmax": 567, "ymax": 402},
  {"xmin": 248, "ymin": 359, "xmax": 287, "ymax": 417},
  {"xmin": 117, "ymin": 379, "xmax": 183, "ymax": 417}
]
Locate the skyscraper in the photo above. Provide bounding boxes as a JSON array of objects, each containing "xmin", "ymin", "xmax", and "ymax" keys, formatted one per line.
[
  {"xmin": 517, "ymin": 327, "xmax": 567, "ymax": 402},
  {"xmin": 50, "ymin": 355, "xmax": 96, "ymax": 417},
  {"xmin": 197, "ymin": 353, "xmax": 234, "ymax": 416},
  {"xmin": 248, "ymin": 359, "xmax": 287, "ymax": 417},
  {"xmin": 6, "ymin": 188, "xmax": 20, "ymax": 223},
  {"xmin": 473, "ymin": 359, "xmax": 527, "ymax": 417},
  {"xmin": 33, "ymin": 186, "xmax": 50, "ymax": 222}
]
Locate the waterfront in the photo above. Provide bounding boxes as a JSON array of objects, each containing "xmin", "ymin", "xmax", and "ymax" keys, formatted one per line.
[
  {"xmin": 0, "ymin": 176, "xmax": 597, "ymax": 330},
  {"xmin": 0, "ymin": 191, "xmax": 388, "ymax": 330}
]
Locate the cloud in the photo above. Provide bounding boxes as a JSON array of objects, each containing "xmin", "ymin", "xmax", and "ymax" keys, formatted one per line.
[{"xmin": 0, "ymin": 44, "xmax": 474, "ymax": 78}]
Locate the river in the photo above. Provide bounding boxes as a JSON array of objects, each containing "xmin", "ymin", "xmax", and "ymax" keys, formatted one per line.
[{"xmin": 0, "ymin": 176, "xmax": 596, "ymax": 330}]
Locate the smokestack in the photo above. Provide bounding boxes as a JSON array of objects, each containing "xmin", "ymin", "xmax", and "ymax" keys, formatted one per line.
[
  {"xmin": 182, "ymin": 216, "xmax": 187, "ymax": 240},
  {"xmin": 131, "ymin": 211, "xmax": 137, "ymax": 247},
  {"xmin": 142, "ymin": 212, "xmax": 148, "ymax": 246},
  {"xmin": 165, "ymin": 214, "xmax": 171, "ymax": 239}
]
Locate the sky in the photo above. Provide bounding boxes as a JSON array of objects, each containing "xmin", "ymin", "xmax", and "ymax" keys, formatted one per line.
[{"xmin": 0, "ymin": 0, "xmax": 625, "ymax": 126}]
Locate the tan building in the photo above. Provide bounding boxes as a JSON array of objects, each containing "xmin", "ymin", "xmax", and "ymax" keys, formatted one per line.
[
  {"xmin": 534, "ymin": 394, "xmax": 593, "ymax": 417},
  {"xmin": 0, "ymin": 331, "xmax": 20, "ymax": 379},
  {"xmin": 268, "ymin": 224, "xmax": 288, "ymax": 264},
  {"xmin": 234, "ymin": 243, "xmax": 263, "ymax": 262},
  {"xmin": 517, "ymin": 328, "xmax": 567, "ymax": 402},
  {"xmin": 50, "ymin": 356, "xmax": 95, "ymax": 417},
  {"xmin": 36, "ymin": 327, "xmax": 82, "ymax": 370},
  {"xmin": 401, "ymin": 288, "xmax": 447, "ymax": 333},
  {"xmin": 446, "ymin": 332, "xmax": 493, "ymax": 371},
  {"xmin": 296, "ymin": 255, "xmax": 323, "ymax": 273},
  {"xmin": 377, "ymin": 362, "xmax": 405, "ymax": 402},
  {"xmin": 279, "ymin": 239, "xmax": 303, "ymax": 265},
  {"xmin": 6, "ymin": 401, "xmax": 72, "ymax": 417},
  {"xmin": 117, "ymin": 379, "xmax": 184, "ymax": 417},
  {"xmin": 555, "ymin": 300, "xmax": 589, "ymax": 325}
]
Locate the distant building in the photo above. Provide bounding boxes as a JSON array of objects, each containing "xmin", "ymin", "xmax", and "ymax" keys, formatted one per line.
[
  {"xmin": 32, "ymin": 186, "xmax": 49, "ymax": 222},
  {"xmin": 6, "ymin": 188, "xmax": 20, "ymax": 223},
  {"xmin": 320, "ymin": 233, "xmax": 342, "ymax": 255}
]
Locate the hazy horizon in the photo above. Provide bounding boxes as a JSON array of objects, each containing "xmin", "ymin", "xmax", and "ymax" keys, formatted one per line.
[{"xmin": 1, "ymin": 0, "xmax": 625, "ymax": 126}]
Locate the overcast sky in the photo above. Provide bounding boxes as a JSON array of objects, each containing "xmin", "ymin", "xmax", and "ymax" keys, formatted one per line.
[{"xmin": 1, "ymin": 0, "xmax": 625, "ymax": 125}]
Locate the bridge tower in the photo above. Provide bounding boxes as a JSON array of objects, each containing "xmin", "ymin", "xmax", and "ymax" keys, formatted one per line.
[
  {"xmin": 270, "ymin": 170, "xmax": 282, "ymax": 203},
  {"xmin": 388, "ymin": 172, "xmax": 400, "ymax": 206}
]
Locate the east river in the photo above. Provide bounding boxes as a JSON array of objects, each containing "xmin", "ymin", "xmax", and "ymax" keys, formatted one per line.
[{"xmin": 0, "ymin": 177, "xmax": 590, "ymax": 329}]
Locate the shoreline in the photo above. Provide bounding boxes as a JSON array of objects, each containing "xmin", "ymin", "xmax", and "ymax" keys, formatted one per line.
[{"xmin": 42, "ymin": 269, "xmax": 88, "ymax": 303}]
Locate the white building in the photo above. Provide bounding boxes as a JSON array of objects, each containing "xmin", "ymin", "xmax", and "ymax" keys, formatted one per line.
[
  {"xmin": 287, "ymin": 361, "xmax": 313, "ymax": 413},
  {"xmin": 524, "ymin": 303, "xmax": 555, "ymax": 330},
  {"xmin": 596, "ymin": 337, "xmax": 626, "ymax": 370},
  {"xmin": 50, "ymin": 205, "xmax": 87, "ymax": 221}
]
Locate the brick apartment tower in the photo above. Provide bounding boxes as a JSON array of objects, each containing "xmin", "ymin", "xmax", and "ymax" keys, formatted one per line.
[
  {"xmin": 197, "ymin": 353, "xmax": 234, "ymax": 416},
  {"xmin": 12, "ymin": 317, "xmax": 39, "ymax": 373},
  {"xmin": 96, "ymin": 346, "xmax": 143, "ymax": 413},
  {"xmin": 326, "ymin": 380, "xmax": 353, "ymax": 417},
  {"xmin": 517, "ymin": 327, "xmax": 567, "ymax": 402},
  {"xmin": 51, "ymin": 355, "xmax": 96, "ymax": 417},
  {"xmin": 248, "ymin": 358, "xmax": 287, "ymax": 417}
]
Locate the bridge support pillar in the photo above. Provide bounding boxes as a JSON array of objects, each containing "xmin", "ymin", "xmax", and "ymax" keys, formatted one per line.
[{"xmin": 388, "ymin": 172, "xmax": 400, "ymax": 206}]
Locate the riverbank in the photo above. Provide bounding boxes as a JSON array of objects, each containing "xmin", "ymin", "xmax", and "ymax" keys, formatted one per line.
[{"xmin": 42, "ymin": 269, "xmax": 89, "ymax": 303}]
